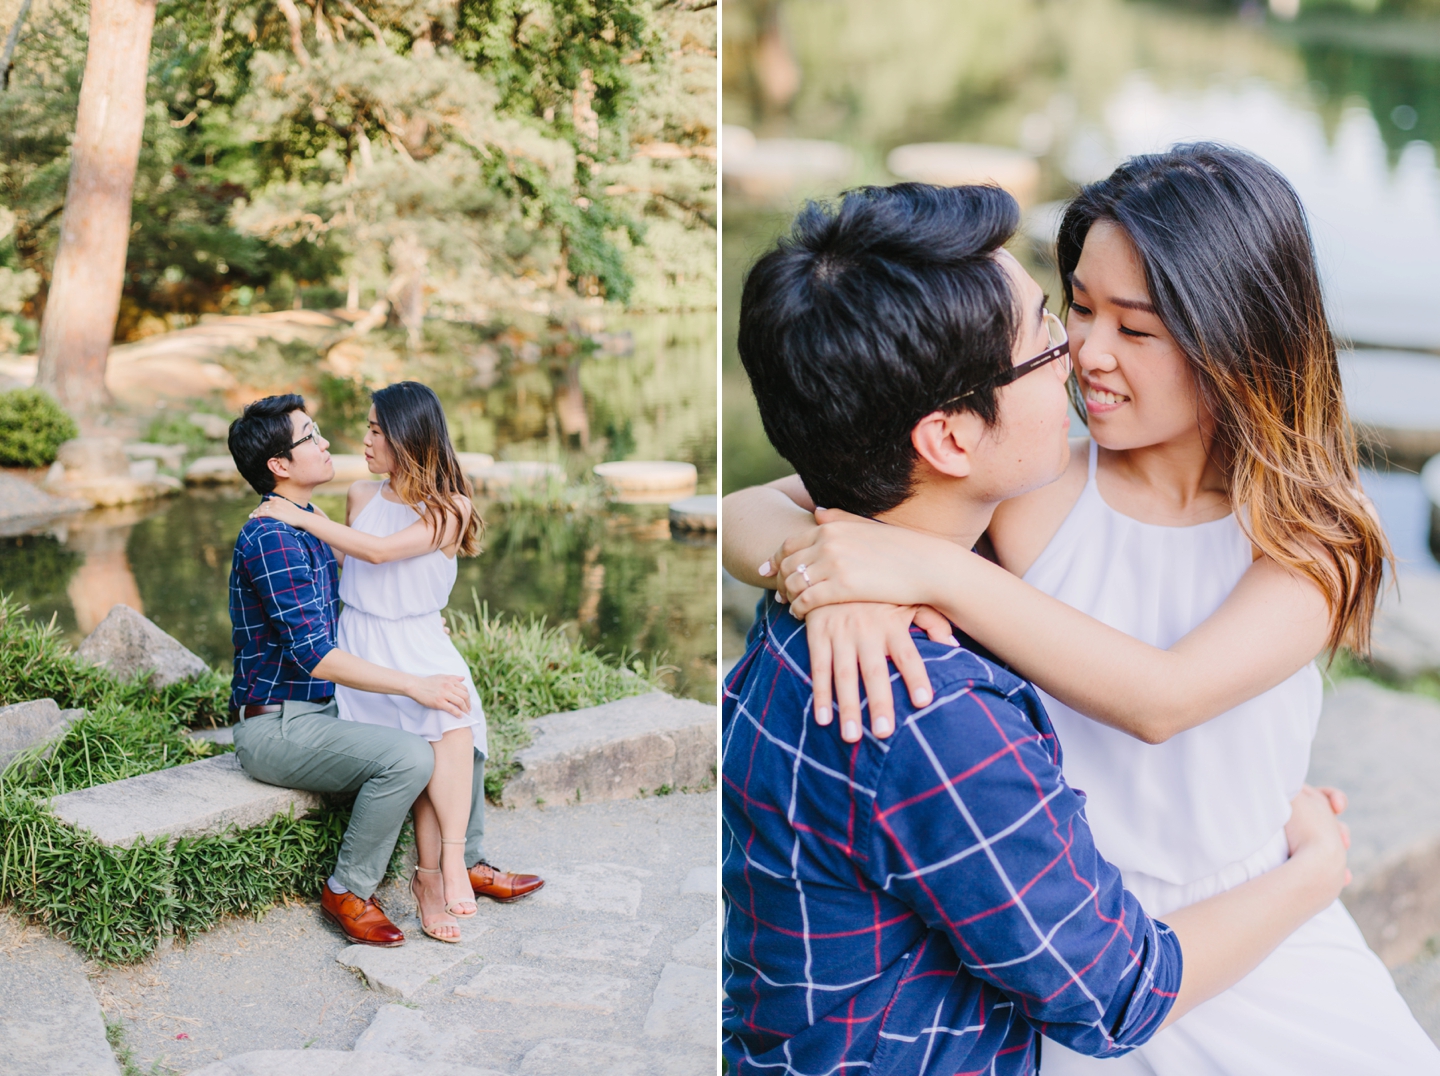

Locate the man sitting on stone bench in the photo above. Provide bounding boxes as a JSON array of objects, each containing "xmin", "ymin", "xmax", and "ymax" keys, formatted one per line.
[{"xmin": 226, "ymin": 394, "xmax": 543, "ymax": 947}]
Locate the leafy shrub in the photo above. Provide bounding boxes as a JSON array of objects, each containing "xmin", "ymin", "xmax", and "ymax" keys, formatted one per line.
[{"xmin": 0, "ymin": 389, "xmax": 78, "ymax": 467}]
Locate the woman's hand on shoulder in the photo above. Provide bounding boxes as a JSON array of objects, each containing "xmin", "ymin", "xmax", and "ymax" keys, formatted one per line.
[
  {"xmin": 765, "ymin": 509, "xmax": 958, "ymax": 616},
  {"xmin": 250, "ymin": 497, "xmax": 309, "ymax": 528},
  {"xmin": 805, "ymin": 601, "xmax": 958, "ymax": 742}
]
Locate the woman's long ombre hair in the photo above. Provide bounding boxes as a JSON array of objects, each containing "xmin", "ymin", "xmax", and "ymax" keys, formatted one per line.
[
  {"xmin": 1057, "ymin": 143, "xmax": 1389, "ymax": 655},
  {"xmin": 371, "ymin": 381, "xmax": 482, "ymax": 557}
]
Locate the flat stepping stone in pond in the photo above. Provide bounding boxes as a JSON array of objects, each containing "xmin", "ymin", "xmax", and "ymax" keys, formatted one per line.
[
  {"xmin": 519, "ymin": 920, "xmax": 663, "ymax": 965},
  {"xmin": 641, "ymin": 962, "xmax": 716, "ymax": 1045},
  {"xmin": 453, "ymin": 963, "xmax": 631, "ymax": 1012},
  {"xmin": 49, "ymin": 753, "xmax": 322, "ymax": 847},
  {"xmin": 354, "ymin": 1003, "xmax": 502, "ymax": 1068},
  {"xmin": 593, "ymin": 461, "xmax": 697, "ymax": 504},
  {"xmin": 671, "ymin": 918, "xmax": 717, "ymax": 969},
  {"xmin": 1370, "ymin": 574, "xmax": 1440, "ymax": 678},
  {"xmin": 887, "ymin": 143, "xmax": 1041, "ymax": 208},
  {"xmin": 528, "ymin": 862, "xmax": 651, "ymax": 917},
  {"xmin": 0, "ymin": 918, "xmax": 121, "ymax": 1075},
  {"xmin": 1310, "ymin": 679, "xmax": 1440, "ymax": 967},
  {"xmin": 185, "ymin": 454, "xmax": 244, "ymax": 485},
  {"xmin": 668, "ymin": 494, "xmax": 716, "ymax": 533},
  {"xmin": 187, "ymin": 1050, "xmax": 500, "ymax": 1076},
  {"xmin": 722, "ymin": 133, "xmax": 855, "ymax": 202},
  {"xmin": 501, "ymin": 692, "xmax": 716, "ymax": 809},
  {"xmin": 337, "ymin": 940, "xmax": 477, "ymax": 998},
  {"xmin": 77, "ymin": 603, "xmax": 209, "ymax": 687},
  {"xmin": 0, "ymin": 699, "xmax": 85, "ymax": 772},
  {"xmin": 469, "ymin": 460, "xmax": 565, "ymax": 494},
  {"xmin": 679, "ymin": 865, "xmax": 716, "ymax": 896},
  {"xmin": 1340, "ymin": 349, "xmax": 1440, "ymax": 465}
]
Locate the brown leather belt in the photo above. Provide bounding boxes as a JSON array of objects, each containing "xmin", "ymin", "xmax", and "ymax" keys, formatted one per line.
[{"xmin": 230, "ymin": 703, "xmax": 283, "ymax": 721}]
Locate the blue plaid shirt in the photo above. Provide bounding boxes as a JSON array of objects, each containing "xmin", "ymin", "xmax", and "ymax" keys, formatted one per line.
[
  {"xmin": 721, "ymin": 597, "xmax": 1182, "ymax": 1075},
  {"xmin": 228, "ymin": 500, "xmax": 339, "ymax": 710}
]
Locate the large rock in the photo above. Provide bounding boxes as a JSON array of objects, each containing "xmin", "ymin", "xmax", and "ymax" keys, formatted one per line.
[
  {"xmin": 0, "ymin": 473, "xmax": 86, "ymax": 529},
  {"xmin": 76, "ymin": 603, "xmax": 209, "ymax": 687},
  {"xmin": 185, "ymin": 454, "xmax": 244, "ymax": 485},
  {"xmin": 501, "ymin": 692, "xmax": 716, "ymax": 808},
  {"xmin": 0, "ymin": 916, "xmax": 121, "ymax": 1075},
  {"xmin": 1368, "ymin": 574, "xmax": 1440, "ymax": 679},
  {"xmin": 49, "ymin": 753, "xmax": 322, "ymax": 847},
  {"xmin": 43, "ymin": 437, "xmax": 181, "ymax": 506},
  {"xmin": 0, "ymin": 698, "xmax": 85, "ymax": 772},
  {"xmin": 1310, "ymin": 679, "xmax": 1440, "ymax": 966}
]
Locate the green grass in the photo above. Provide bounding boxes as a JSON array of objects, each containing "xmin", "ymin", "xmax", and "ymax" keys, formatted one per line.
[
  {"xmin": 1327, "ymin": 647, "xmax": 1440, "ymax": 704},
  {"xmin": 0, "ymin": 593, "xmax": 660, "ymax": 963},
  {"xmin": 448, "ymin": 596, "xmax": 667, "ymax": 798}
]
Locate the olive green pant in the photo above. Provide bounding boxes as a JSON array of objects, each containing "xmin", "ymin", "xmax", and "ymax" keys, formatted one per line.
[{"xmin": 232, "ymin": 698, "xmax": 488, "ymax": 899}]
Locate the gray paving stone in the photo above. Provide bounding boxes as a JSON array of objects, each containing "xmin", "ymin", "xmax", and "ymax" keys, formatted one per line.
[
  {"xmin": 519, "ymin": 921, "xmax": 662, "ymax": 966},
  {"xmin": 671, "ymin": 919, "xmax": 716, "ymax": 969},
  {"xmin": 337, "ymin": 941, "xmax": 477, "ymax": 999},
  {"xmin": 680, "ymin": 865, "xmax": 716, "ymax": 896},
  {"xmin": 185, "ymin": 1050, "xmax": 500, "ymax": 1076},
  {"xmin": 353, "ymin": 1003, "xmax": 503, "ymax": 1069},
  {"xmin": 641, "ymin": 963, "xmax": 716, "ymax": 1045},
  {"xmin": 1370, "ymin": 574, "xmax": 1440, "ymax": 679},
  {"xmin": 49, "ymin": 753, "xmax": 322, "ymax": 847},
  {"xmin": 528, "ymin": 862, "xmax": 650, "ymax": 917},
  {"xmin": 1310, "ymin": 679, "xmax": 1440, "ymax": 966},
  {"xmin": 0, "ymin": 919, "xmax": 121, "ymax": 1075},
  {"xmin": 518, "ymin": 1037, "xmax": 712, "ymax": 1076},
  {"xmin": 0, "ymin": 698, "xmax": 85, "ymax": 772},
  {"xmin": 76, "ymin": 603, "xmax": 210, "ymax": 687},
  {"xmin": 502, "ymin": 692, "xmax": 716, "ymax": 808},
  {"xmin": 184, "ymin": 724, "xmax": 237, "ymax": 746},
  {"xmin": 453, "ymin": 964, "xmax": 632, "ymax": 1013}
]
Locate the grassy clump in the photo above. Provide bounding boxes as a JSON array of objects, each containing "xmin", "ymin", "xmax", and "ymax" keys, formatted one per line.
[
  {"xmin": 0, "ymin": 593, "xmax": 662, "ymax": 962},
  {"xmin": 449, "ymin": 597, "xmax": 666, "ymax": 799},
  {"xmin": 0, "ymin": 388, "xmax": 78, "ymax": 467}
]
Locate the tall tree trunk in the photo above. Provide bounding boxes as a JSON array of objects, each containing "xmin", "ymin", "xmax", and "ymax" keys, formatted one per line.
[{"xmin": 34, "ymin": 0, "xmax": 156, "ymax": 421}]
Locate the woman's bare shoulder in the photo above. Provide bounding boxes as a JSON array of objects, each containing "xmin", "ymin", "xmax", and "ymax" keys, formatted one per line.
[
  {"xmin": 987, "ymin": 437, "xmax": 1090, "ymax": 576},
  {"xmin": 346, "ymin": 480, "xmax": 384, "ymax": 523}
]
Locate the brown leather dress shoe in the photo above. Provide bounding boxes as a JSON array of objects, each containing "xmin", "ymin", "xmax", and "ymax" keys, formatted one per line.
[
  {"xmin": 320, "ymin": 886, "xmax": 406, "ymax": 946},
  {"xmin": 468, "ymin": 859, "xmax": 545, "ymax": 903}
]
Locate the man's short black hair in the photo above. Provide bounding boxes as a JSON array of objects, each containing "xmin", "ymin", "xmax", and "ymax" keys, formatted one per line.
[
  {"xmin": 738, "ymin": 183, "xmax": 1021, "ymax": 516},
  {"xmin": 228, "ymin": 393, "xmax": 307, "ymax": 495}
]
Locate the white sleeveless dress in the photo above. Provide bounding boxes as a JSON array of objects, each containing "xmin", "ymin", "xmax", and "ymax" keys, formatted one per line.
[
  {"xmin": 334, "ymin": 482, "xmax": 487, "ymax": 756},
  {"xmin": 1033, "ymin": 443, "xmax": 1436, "ymax": 1074}
]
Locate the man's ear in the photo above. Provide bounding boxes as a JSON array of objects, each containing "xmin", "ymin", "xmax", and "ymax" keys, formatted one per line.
[
  {"xmin": 266, "ymin": 455, "xmax": 292, "ymax": 482},
  {"xmin": 911, "ymin": 409, "xmax": 983, "ymax": 479}
]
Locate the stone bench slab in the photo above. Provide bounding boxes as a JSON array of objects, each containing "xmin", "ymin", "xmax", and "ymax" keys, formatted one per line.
[
  {"xmin": 49, "ymin": 753, "xmax": 322, "ymax": 847},
  {"xmin": 501, "ymin": 692, "xmax": 716, "ymax": 808},
  {"xmin": 1310, "ymin": 679, "xmax": 1440, "ymax": 966}
]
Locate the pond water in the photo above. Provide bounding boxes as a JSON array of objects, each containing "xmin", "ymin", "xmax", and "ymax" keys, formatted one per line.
[
  {"xmin": 722, "ymin": 0, "xmax": 1440, "ymax": 568},
  {"xmin": 1, "ymin": 312, "xmax": 717, "ymax": 703}
]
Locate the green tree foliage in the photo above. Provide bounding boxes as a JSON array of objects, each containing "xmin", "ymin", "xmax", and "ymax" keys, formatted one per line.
[{"xmin": 0, "ymin": 0, "xmax": 714, "ymax": 347}]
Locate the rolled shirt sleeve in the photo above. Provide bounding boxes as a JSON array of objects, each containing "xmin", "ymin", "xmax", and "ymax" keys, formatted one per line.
[
  {"xmin": 247, "ymin": 525, "xmax": 338, "ymax": 674},
  {"xmin": 864, "ymin": 682, "xmax": 1182, "ymax": 1056}
]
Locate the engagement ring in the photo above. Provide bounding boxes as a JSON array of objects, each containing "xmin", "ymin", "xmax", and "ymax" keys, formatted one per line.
[{"xmin": 798, "ymin": 563, "xmax": 813, "ymax": 586}]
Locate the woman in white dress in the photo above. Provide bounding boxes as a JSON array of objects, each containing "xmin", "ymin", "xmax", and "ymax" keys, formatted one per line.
[
  {"xmin": 254, "ymin": 381, "xmax": 485, "ymax": 944},
  {"xmin": 723, "ymin": 145, "xmax": 1440, "ymax": 1071}
]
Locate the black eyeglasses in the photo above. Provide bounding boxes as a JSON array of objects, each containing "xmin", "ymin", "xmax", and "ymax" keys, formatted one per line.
[
  {"xmin": 287, "ymin": 421, "xmax": 323, "ymax": 450},
  {"xmin": 941, "ymin": 310, "xmax": 1072, "ymax": 406}
]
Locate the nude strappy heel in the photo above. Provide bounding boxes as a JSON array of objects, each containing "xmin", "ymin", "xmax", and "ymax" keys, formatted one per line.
[
  {"xmin": 440, "ymin": 839, "xmax": 478, "ymax": 917},
  {"xmin": 411, "ymin": 865, "xmax": 460, "ymax": 943}
]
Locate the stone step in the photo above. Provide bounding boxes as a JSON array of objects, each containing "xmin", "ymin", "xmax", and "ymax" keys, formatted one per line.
[
  {"xmin": 640, "ymin": 962, "xmax": 715, "ymax": 1045},
  {"xmin": 336, "ymin": 940, "xmax": 479, "ymax": 999},
  {"xmin": 353, "ymin": 1005, "xmax": 505, "ymax": 1072},
  {"xmin": 519, "ymin": 920, "xmax": 663, "ymax": 966},
  {"xmin": 519, "ymin": 1036, "xmax": 712, "ymax": 1076},
  {"xmin": 1310, "ymin": 679, "xmax": 1440, "ymax": 966},
  {"xmin": 49, "ymin": 754, "xmax": 322, "ymax": 847},
  {"xmin": 0, "ymin": 916, "xmax": 121, "ymax": 1075},
  {"xmin": 501, "ymin": 692, "xmax": 716, "ymax": 809},
  {"xmin": 186, "ymin": 1050, "xmax": 501, "ymax": 1076},
  {"xmin": 453, "ymin": 963, "xmax": 633, "ymax": 1013}
]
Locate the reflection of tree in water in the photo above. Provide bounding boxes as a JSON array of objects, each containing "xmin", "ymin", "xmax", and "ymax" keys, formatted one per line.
[
  {"xmin": 1298, "ymin": 39, "xmax": 1440, "ymax": 160},
  {"xmin": 0, "ymin": 533, "xmax": 81, "ymax": 634},
  {"xmin": 456, "ymin": 503, "xmax": 716, "ymax": 701},
  {"xmin": 125, "ymin": 494, "xmax": 257, "ymax": 669}
]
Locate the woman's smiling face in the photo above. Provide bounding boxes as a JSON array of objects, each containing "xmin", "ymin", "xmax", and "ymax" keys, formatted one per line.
[{"xmin": 1067, "ymin": 219, "xmax": 1210, "ymax": 451}]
